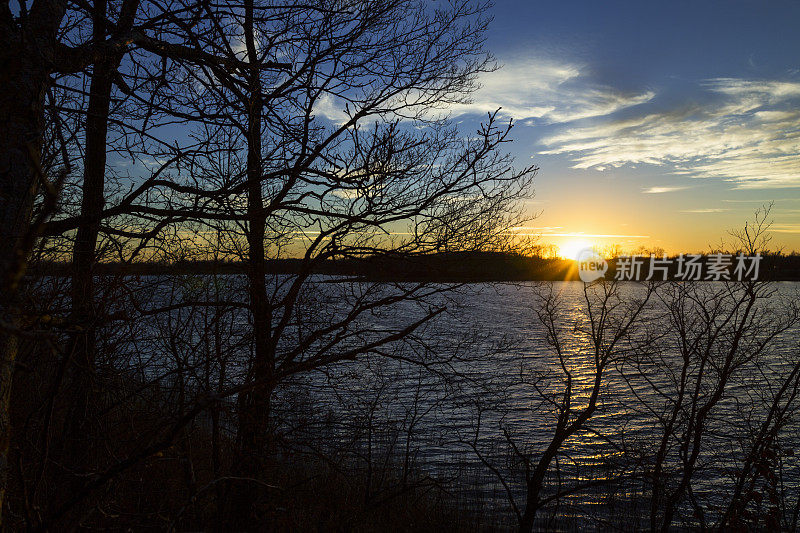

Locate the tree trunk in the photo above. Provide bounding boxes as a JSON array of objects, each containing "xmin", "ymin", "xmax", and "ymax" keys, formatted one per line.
[
  {"xmin": 518, "ymin": 449, "xmax": 552, "ymax": 533},
  {"xmin": 0, "ymin": 4, "xmax": 65, "ymax": 517},
  {"xmin": 231, "ymin": 1, "xmax": 274, "ymax": 522},
  {"xmin": 0, "ymin": 67, "xmax": 44, "ymax": 529},
  {"xmin": 518, "ymin": 487, "xmax": 541, "ymax": 533},
  {"xmin": 64, "ymin": 0, "xmax": 118, "ymax": 460}
]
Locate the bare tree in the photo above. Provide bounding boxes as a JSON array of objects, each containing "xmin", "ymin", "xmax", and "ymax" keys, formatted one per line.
[
  {"xmin": 618, "ymin": 206, "xmax": 800, "ymax": 531},
  {"xmin": 0, "ymin": 0, "xmax": 204, "ymax": 515},
  {"xmin": 4, "ymin": 0, "xmax": 537, "ymax": 528},
  {"xmin": 109, "ymin": 0, "xmax": 536, "ymax": 524},
  {"xmin": 467, "ymin": 280, "xmax": 657, "ymax": 532}
]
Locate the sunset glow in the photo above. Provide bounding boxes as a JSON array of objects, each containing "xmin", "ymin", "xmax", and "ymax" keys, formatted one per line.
[{"xmin": 558, "ymin": 238, "xmax": 595, "ymax": 260}]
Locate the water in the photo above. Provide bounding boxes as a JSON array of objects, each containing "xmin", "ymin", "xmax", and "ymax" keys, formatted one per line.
[
  {"xmin": 278, "ymin": 281, "xmax": 800, "ymax": 529},
  {"xmin": 106, "ymin": 277, "xmax": 800, "ymax": 529}
]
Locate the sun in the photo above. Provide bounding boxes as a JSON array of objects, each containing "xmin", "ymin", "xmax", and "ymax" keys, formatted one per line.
[{"xmin": 558, "ymin": 239, "xmax": 595, "ymax": 261}]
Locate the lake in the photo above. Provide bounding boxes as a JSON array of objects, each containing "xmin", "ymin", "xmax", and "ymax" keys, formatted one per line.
[{"xmin": 120, "ymin": 277, "xmax": 800, "ymax": 529}]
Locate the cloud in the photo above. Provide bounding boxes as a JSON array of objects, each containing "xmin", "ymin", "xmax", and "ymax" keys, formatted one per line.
[
  {"xmin": 546, "ymin": 233, "xmax": 650, "ymax": 238},
  {"xmin": 449, "ymin": 57, "xmax": 654, "ymax": 124},
  {"xmin": 540, "ymin": 78, "xmax": 800, "ymax": 188},
  {"xmin": 313, "ymin": 93, "xmax": 349, "ymax": 124},
  {"xmin": 721, "ymin": 198, "xmax": 800, "ymax": 203},
  {"xmin": 681, "ymin": 208, "xmax": 728, "ymax": 213},
  {"xmin": 771, "ymin": 224, "xmax": 800, "ymax": 233},
  {"xmin": 511, "ymin": 226, "xmax": 563, "ymax": 231},
  {"xmin": 509, "ymin": 230, "xmax": 650, "ymax": 238},
  {"xmin": 643, "ymin": 186, "xmax": 690, "ymax": 194}
]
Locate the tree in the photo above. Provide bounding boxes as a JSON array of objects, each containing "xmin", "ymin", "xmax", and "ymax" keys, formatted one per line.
[
  {"xmin": 619, "ymin": 205, "xmax": 800, "ymax": 530},
  {"xmin": 136, "ymin": 0, "xmax": 535, "ymax": 523},
  {"xmin": 467, "ymin": 280, "xmax": 656, "ymax": 532},
  {"xmin": 3, "ymin": 0, "xmax": 536, "ymax": 528},
  {"xmin": 0, "ymin": 0, "xmax": 136, "ymax": 515}
]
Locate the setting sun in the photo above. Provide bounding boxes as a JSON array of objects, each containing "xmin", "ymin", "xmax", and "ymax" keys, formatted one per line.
[{"xmin": 558, "ymin": 239, "xmax": 595, "ymax": 260}]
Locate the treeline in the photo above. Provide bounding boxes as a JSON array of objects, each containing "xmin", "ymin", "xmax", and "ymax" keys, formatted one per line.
[
  {"xmin": 29, "ymin": 250, "xmax": 800, "ymax": 281},
  {"xmin": 29, "ymin": 252, "xmax": 572, "ymax": 280}
]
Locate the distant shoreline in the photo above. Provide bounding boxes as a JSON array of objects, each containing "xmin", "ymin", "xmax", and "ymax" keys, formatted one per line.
[{"xmin": 26, "ymin": 251, "xmax": 800, "ymax": 282}]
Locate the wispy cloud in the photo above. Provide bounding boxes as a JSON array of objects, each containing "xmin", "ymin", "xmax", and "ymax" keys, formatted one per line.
[
  {"xmin": 449, "ymin": 57, "xmax": 654, "ymax": 124},
  {"xmin": 511, "ymin": 226, "xmax": 563, "ymax": 231},
  {"xmin": 721, "ymin": 198, "xmax": 800, "ymax": 203},
  {"xmin": 681, "ymin": 208, "xmax": 728, "ymax": 213},
  {"xmin": 643, "ymin": 186, "xmax": 690, "ymax": 194},
  {"xmin": 771, "ymin": 224, "xmax": 800, "ymax": 233},
  {"xmin": 540, "ymin": 78, "xmax": 800, "ymax": 188},
  {"xmin": 510, "ymin": 227, "xmax": 649, "ymax": 238},
  {"xmin": 546, "ymin": 233, "xmax": 650, "ymax": 238}
]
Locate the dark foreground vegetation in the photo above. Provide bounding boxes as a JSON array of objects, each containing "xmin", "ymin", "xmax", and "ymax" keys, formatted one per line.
[{"xmin": 2, "ymin": 0, "xmax": 800, "ymax": 530}]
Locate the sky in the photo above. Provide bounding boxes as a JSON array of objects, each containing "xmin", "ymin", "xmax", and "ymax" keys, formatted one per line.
[{"xmin": 452, "ymin": 0, "xmax": 800, "ymax": 255}]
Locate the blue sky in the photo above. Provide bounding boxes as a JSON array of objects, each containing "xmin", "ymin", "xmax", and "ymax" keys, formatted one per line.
[{"xmin": 451, "ymin": 0, "xmax": 800, "ymax": 253}]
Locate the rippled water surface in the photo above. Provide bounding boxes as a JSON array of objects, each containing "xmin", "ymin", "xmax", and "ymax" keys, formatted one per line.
[
  {"xmin": 128, "ymin": 278, "xmax": 800, "ymax": 528},
  {"xmin": 277, "ymin": 281, "xmax": 800, "ymax": 527}
]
